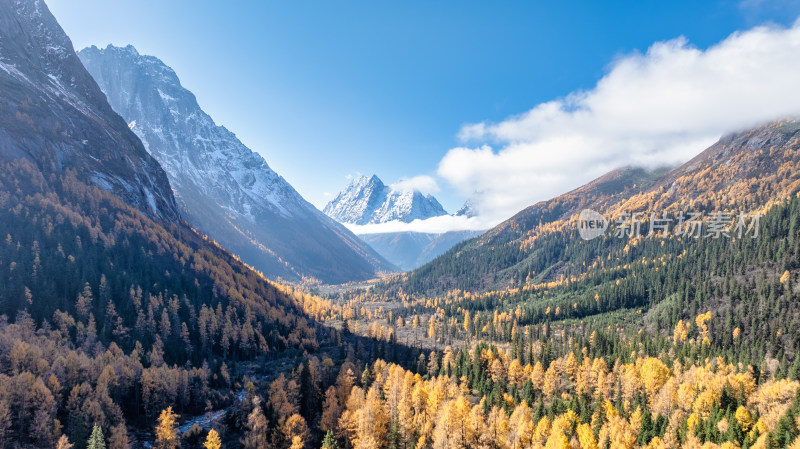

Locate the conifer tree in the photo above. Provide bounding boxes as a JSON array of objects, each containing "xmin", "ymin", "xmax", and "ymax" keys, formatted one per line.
[
  {"xmin": 87, "ymin": 425, "xmax": 105, "ymax": 449},
  {"xmin": 203, "ymin": 429, "xmax": 221, "ymax": 449},
  {"xmin": 56, "ymin": 435, "xmax": 74, "ymax": 449},
  {"xmin": 242, "ymin": 401, "xmax": 270, "ymax": 449},
  {"xmin": 155, "ymin": 407, "xmax": 179, "ymax": 449},
  {"xmin": 321, "ymin": 431, "xmax": 338, "ymax": 449}
]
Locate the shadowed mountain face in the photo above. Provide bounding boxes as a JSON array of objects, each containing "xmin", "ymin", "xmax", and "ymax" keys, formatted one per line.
[
  {"xmin": 79, "ymin": 45, "xmax": 394, "ymax": 284},
  {"xmin": 390, "ymin": 119, "xmax": 800, "ymax": 295},
  {"xmin": 0, "ymin": 0, "xmax": 179, "ymax": 221}
]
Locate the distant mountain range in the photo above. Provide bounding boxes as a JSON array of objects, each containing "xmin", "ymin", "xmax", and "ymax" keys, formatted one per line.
[
  {"xmin": 78, "ymin": 45, "xmax": 393, "ymax": 283},
  {"xmin": 323, "ymin": 174, "xmax": 448, "ymax": 225},
  {"xmin": 323, "ymin": 174, "xmax": 483, "ymax": 270},
  {"xmin": 359, "ymin": 230, "xmax": 483, "ymax": 271}
]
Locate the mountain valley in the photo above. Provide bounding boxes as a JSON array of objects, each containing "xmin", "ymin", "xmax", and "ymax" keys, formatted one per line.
[{"xmin": 1, "ymin": 2, "xmax": 800, "ymax": 449}]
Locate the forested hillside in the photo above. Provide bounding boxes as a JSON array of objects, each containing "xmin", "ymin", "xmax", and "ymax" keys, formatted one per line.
[
  {"xmin": 310, "ymin": 167, "xmax": 800, "ymax": 449},
  {"xmin": 387, "ymin": 120, "xmax": 800, "ymax": 296},
  {"xmin": 283, "ymin": 119, "xmax": 800, "ymax": 449},
  {"xmin": 0, "ymin": 157, "xmax": 336, "ymax": 445}
]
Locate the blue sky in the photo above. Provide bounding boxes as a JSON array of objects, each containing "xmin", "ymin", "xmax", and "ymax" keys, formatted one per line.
[{"xmin": 46, "ymin": 0, "xmax": 800, "ymax": 225}]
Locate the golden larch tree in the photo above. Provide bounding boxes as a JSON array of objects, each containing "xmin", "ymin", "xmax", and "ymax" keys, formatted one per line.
[
  {"xmin": 203, "ymin": 429, "xmax": 221, "ymax": 449},
  {"xmin": 155, "ymin": 407, "xmax": 179, "ymax": 449},
  {"xmin": 320, "ymin": 386, "xmax": 341, "ymax": 433}
]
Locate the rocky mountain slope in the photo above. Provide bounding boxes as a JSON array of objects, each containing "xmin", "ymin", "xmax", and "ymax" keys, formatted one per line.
[
  {"xmin": 454, "ymin": 199, "xmax": 478, "ymax": 217},
  {"xmin": 79, "ymin": 45, "xmax": 393, "ymax": 283},
  {"xmin": 0, "ymin": 0, "xmax": 179, "ymax": 221}
]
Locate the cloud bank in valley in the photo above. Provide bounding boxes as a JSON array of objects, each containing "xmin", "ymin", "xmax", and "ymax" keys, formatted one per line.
[
  {"xmin": 438, "ymin": 19, "xmax": 800, "ymax": 224},
  {"xmin": 345, "ymin": 214, "xmax": 494, "ymax": 235}
]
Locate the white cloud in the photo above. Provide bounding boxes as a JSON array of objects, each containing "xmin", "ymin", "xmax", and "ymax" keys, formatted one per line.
[
  {"xmin": 389, "ymin": 175, "xmax": 440, "ymax": 195},
  {"xmin": 439, "ymin": 20, "xmax": 800, "ymax": 223},
  {"xmin": 345, "ymin": 214, "xmax": 493, "ymax": 235}
]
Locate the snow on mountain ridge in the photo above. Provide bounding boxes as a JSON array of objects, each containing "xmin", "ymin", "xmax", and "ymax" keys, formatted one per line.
[
  {"xmin": 455, "ymin": 199, "xmax": 478, "ymax": 218},
  {"xmin": 324, "ymin": 175, "xmax": 448, "ymax": 225},
  {"xmin": 79, "ymin": 44, "xmax": 394, "ymax": 282},
  {"xmin": 79, "ymin": 44, "xmax": 304, "ymax": 221},
  {"xmin": 0, "ymin": 1, "xmax": 180, "ymax": 221}
]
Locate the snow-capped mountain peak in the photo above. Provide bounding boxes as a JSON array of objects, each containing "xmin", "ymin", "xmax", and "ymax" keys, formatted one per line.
[
  {"xmin": 79, "ymin": 45, "xmax": 393, "ymax": 283},
  {"xmin": 79, "ymin": 44, "xmax": 299, "ymax": 221},
  {"xmin": 324, "ymin": 174, "xmax": 448, "ymax": 225},
  {"xmin": 455, "ymin": 199, "xmax": 478, "ymax": 218}
]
